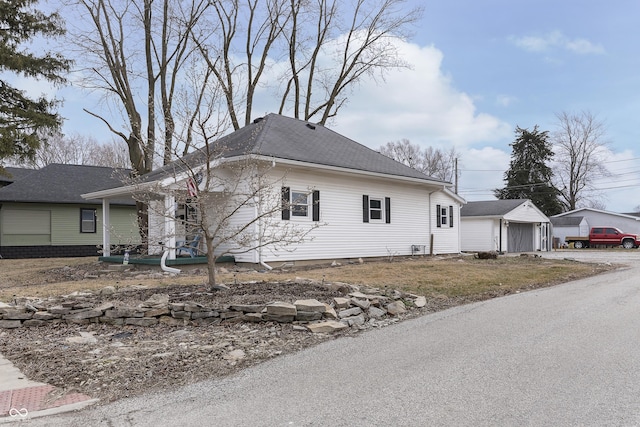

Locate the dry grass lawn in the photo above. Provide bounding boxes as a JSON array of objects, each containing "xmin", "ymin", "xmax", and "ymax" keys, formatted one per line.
[{"xmin": 0, "ymin": 254, "xmax": 616, "ymax": 302}]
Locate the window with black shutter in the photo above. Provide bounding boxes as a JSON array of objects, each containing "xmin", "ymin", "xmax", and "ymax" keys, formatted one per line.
[
  {"xmin": 363, "ymin": 195, "xmax": 390, "ymax": 223},
  {"xmin": 281, "ymin": 187, "xmax": 290, "ymax": 220}
]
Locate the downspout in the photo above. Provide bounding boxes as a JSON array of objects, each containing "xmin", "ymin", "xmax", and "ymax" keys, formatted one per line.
[
  {"xmin": 160, "ymin": 250, "xmax": 181, "ymax": 274},
  {"xmin": 499, "ymin": 218, "xmax": 503, "ymax": 254},
  {"xmin": 255, "ymin": 194, "xmax": 272, "ymax": 271}
]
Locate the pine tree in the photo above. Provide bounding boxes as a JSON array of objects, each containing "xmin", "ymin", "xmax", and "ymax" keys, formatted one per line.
[
  {"xmin": 495, "ymin": 126, "xmax": 563, "ymax": 216},
  {"xmin": 0, "ymin": 0, "xmax": 70, "ymax": 164}
]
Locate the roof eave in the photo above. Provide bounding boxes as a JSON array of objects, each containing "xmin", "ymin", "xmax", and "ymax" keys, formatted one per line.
[{"xmin": 255, "ymin": 155, "xmax": 450, "ymax": 187}]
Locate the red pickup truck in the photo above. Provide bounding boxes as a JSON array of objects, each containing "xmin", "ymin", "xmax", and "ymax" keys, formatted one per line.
[{"xmin": 565, "ymin": 227, "xmax": 640, "ymax": 249}]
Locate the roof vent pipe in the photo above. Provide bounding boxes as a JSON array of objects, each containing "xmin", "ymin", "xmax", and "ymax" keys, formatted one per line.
[
  {"xmin": 253, "ymin": 117, "xmax": 264, "ymax": 124},
  {"xmin": 306, "ymin": 123, "xmax": 316, "ymax": 130}
]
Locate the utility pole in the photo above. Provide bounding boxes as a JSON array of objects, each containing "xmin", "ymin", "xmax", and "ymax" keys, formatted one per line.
[{"xmin": 454, "ymin": 157, "xmax": 459, "ymax": 194}]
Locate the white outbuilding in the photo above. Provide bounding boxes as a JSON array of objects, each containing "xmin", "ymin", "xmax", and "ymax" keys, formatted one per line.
[{"xmin": 460, "ymin": 199, "xmax": 551, "ymax": 253}]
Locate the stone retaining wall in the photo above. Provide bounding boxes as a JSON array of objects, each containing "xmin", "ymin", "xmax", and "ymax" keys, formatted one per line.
[{"xmin": 0, "ymin": 286, "xmax": 427, "ymax": 333}]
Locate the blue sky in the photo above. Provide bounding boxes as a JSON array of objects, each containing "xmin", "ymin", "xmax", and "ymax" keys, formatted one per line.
[
  {"xmin": 331, "ymin": 0, "xmax": 640, "ymax": 212},
  {"xmin": 25, "ymin": 0, "xmax": 640, "ymax": 212}
]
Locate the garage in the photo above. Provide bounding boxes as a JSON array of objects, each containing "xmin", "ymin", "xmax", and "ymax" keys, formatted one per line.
[{"xmin": 461, "ymin": 199, "xmax": 551, "ymax": 253}]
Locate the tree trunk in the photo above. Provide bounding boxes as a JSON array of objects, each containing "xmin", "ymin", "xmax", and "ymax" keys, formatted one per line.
[{"xmin": 205, "ymin": 234, "xmax": 217, "ymax": 288}]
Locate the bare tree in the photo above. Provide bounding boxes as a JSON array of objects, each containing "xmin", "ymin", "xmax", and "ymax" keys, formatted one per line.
[
  {"xmin": 379, "ymin": 139, "xmax": 458, "ymax": 182},
  {"xmin": 131, "ymin": 123, "xmax": 320, "ymax": 287},
  {"xmin": 12, "ymin": 132, "xmax": 130, "ymax": 168},
  {"xmin": 67, "ymin": 0, "xmax": 211, "ymax": 173},
  {"xmin": 198, "ymin": 0, "xmax": 422, "ymax": 129},
  {"xmin": 552, "ymin": 111, "xmax": 610, "ymax": 211}
]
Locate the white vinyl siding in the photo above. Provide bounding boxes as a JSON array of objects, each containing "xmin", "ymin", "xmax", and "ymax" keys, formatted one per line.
[
  {"xmin": 430, "ymin": 192, "xmax": 461, "ymax": 254},
  {"xmin": 460, "ymin": 218, "xmax": 499, "ymax": 252},
  {"xmin": 231, "ymin": 168, "xmax": 439, "ymax": 262}
]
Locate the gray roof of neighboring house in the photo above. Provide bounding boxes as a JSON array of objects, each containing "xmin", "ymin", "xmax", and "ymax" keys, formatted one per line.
[
  {"xmin": 140, "ymin": 113, "xmax": 449, "ymax": 185},
  {"xmin": 0, "ymin": 167, "xmax": 36, "ymax": 185},
  {"xmin": 0, "ymin": 164, "xmax": 135, "ymax": 205},
  {"xmin": 550, "ymin": 216, "xmax": 584, "ymax": 226},
  {"xmin": 460, "ymin": 199, "xmax": 528, "ymax": 217}
]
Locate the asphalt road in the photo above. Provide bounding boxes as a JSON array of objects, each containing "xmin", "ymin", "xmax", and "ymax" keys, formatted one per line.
[{"xmin": 30, "ymin": 251, "xmax": 640, "ymax": 426}]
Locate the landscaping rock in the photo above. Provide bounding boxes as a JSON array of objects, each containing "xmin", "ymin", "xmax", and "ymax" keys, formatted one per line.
[
  {"xmin": 386, "ymin": 301, "xmax": 407, "ymax": 316},
  {"xmin": 265, "ymin": 302, "xmax": 297, "ymax": 316},
  {"xmin": 338, "ymin": 307, "xmax": 362, "ymax": 318},
  {"xmin": 368, "ymin": 306, "xmax": 387, "ymax": 318},
  {"xmin": 294, "ymin": 299, "xmax": 326, "ymax": 313},
  {"xmin": 307, "ymin": 321, "xmax": 349, "ymax": 333},
  {"xmin": 0, "ymin": 320, "xmax": 22, "ymax": 329},
  {"xmin": 414, "ymin": 296, "xmax": 427, "ymax": 308}
]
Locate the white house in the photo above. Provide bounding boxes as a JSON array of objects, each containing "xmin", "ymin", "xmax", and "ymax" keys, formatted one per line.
[
  {"xmin": 552, "ymin": 208, "xmax": 640, "ymax": 245},
  {"xmin": 460, "ymin": 199, "xmax": 551, "ymax": 253},
  {"xmin": 83, "ymin": 114, "xmax": 465, "ymax": 266}
]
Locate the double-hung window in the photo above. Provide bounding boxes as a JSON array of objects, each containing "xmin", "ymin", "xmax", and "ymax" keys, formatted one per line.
[
  {"xmin": 362, "ymin": 195, "xmax": 391, "ymax": 223},
  {"xmin": 369, "ymin": 198, "xmax": 383, "ymax": 220},
  {"xmin": 436, "ymin": 204, "xmax": 454, "ymax": 228},
  {"xmin": 281, "ymin": 187, "xmax": 320, "ymax": 221},
  {"xmin": 291, "ymin": 191, "xmax": 310, "ymax": 217},
  {"xmin": 80, "ymin": 208, "xmax": 97, "ymax": 233}
]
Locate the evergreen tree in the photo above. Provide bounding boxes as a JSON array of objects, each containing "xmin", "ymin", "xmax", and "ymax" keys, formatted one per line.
[
  {"xmin": 0, "ymin": 0, "xmax": 70, "ymax": 164},
  {"xmin": 495, "ymin": 126, "xmax": 563, "ymax": 216}
]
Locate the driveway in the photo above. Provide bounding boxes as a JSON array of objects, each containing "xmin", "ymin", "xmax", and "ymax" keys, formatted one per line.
[
  {"xmin": 27, "ymin": 257, "xmax": 640, "ymax": 426},
  {"xmin": 520, "ymin": 248, "xmax": 640, "ymax": 264}
]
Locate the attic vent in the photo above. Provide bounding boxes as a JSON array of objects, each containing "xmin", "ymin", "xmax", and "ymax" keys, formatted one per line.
[
  {"xmin": 306, "ymin": 123, "xmax": 316, "ymax": 130},
  {"xmin": 253, "ymin": 117, "xmax": 264, "ymax": 124}
]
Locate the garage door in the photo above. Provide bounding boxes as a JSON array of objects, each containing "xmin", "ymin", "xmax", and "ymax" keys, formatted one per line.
[{"xmin": 508, "ymin": 222, "xmax": 534, "ymax": 252}]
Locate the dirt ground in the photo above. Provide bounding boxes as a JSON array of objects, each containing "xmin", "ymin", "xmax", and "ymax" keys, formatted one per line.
[
  {"xmin": 0, "ymin": 263, "xmax": 457, "ymax": 404},
  {"xmin": 0, "ymin": 256, "xmax": 616, "ymax": 404}
]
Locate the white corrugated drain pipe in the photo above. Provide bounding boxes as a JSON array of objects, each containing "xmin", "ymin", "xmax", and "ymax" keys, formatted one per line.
[{"xmin": 161, "ymin": 250, "xmax": 181, "ymax": 274}]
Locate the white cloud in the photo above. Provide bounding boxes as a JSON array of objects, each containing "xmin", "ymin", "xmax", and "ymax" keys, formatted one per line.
[
  {"xmin": 329, "ymin": 41, "xmax": 512, "ymax": 150},
  {"xmin": 510, "ymin": 31, "xmax": 605, "ymax": 55},
  {"xmin": 496, "ymin": 95, "xmax": 517, "ymax": 107},
  {"xmin": 457, "ymin": 147, "xmax": 510, "ymax": 201}
]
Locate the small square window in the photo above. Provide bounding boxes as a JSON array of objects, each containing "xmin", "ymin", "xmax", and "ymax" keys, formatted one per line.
[{"xmin": 81, "ymin": 208, "xmax": 96, "ymax": 233}]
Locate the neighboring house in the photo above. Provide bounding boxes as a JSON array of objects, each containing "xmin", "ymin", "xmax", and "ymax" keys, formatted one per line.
[
  {"xmin": 552, "ymin": 208, "xmax": 640, "ymax": 243},
  {"xmin": 0, "ymin": 164, "xmax": 140, "ymax": 259},
  {"xmin": 0, "ymin": 167, "xmax": 35, "ymax": 189},
  {"xmin": 460, "ymin": 199, "xmax": 551, "ymax": 253},
  {"xmin": 549, "ymin": 216, "xmax": 588, "ymax": 248},
  {"xmin": 84, "ymin": 114, "xmax": 465, "ymax": 265}
]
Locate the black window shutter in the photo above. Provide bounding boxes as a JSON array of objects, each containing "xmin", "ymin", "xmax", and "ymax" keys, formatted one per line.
[
  {"xmin": 281, "ymin": 187, "xmax": 290, "ymax": 220},
  {"xmin": 449, "ymin": 205, "xmax": 454, "ymax": 228},
  {"xmin": 436, "ymin": 204, "xmax": 441, "ymax": 228},
  {"xmin": 385, "ymin": 197, "xmax": 391, "ymax": 223},
  {"xmin": 312, "ymin": 190, "xmax": 320, "ymax": 221},
  {"xmin": 362, "ymin": 195, "xmax": 369, "ymax": 223}
]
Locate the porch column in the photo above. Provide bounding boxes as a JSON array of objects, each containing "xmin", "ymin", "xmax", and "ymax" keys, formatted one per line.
[
  {"xmin": 164, "ymin": 194, "xmax": 177, "ymax": 260},
  {"xmin": 102, "ymin": 198, "xmax": 111, "ymax": 257}
]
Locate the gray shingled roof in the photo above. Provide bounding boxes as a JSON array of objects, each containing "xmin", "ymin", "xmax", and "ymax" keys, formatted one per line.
[
  {"xmin": 550, "ymin": 216, "xmax": 584, "ymax": 226},
  {"xmin": 460, "ymin": 199, "xmax": 529, "ymax": 217},
  {"xmin": 0, "ymin": 164, "xmax": 134, "ymax": 205},
  {"xmin": 140, "ymin": 113, "xmax": 448, "ymax": 185},
  {"xmin": 0, "ymin": 167, "xmax": 36, "ymax": 185}
]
